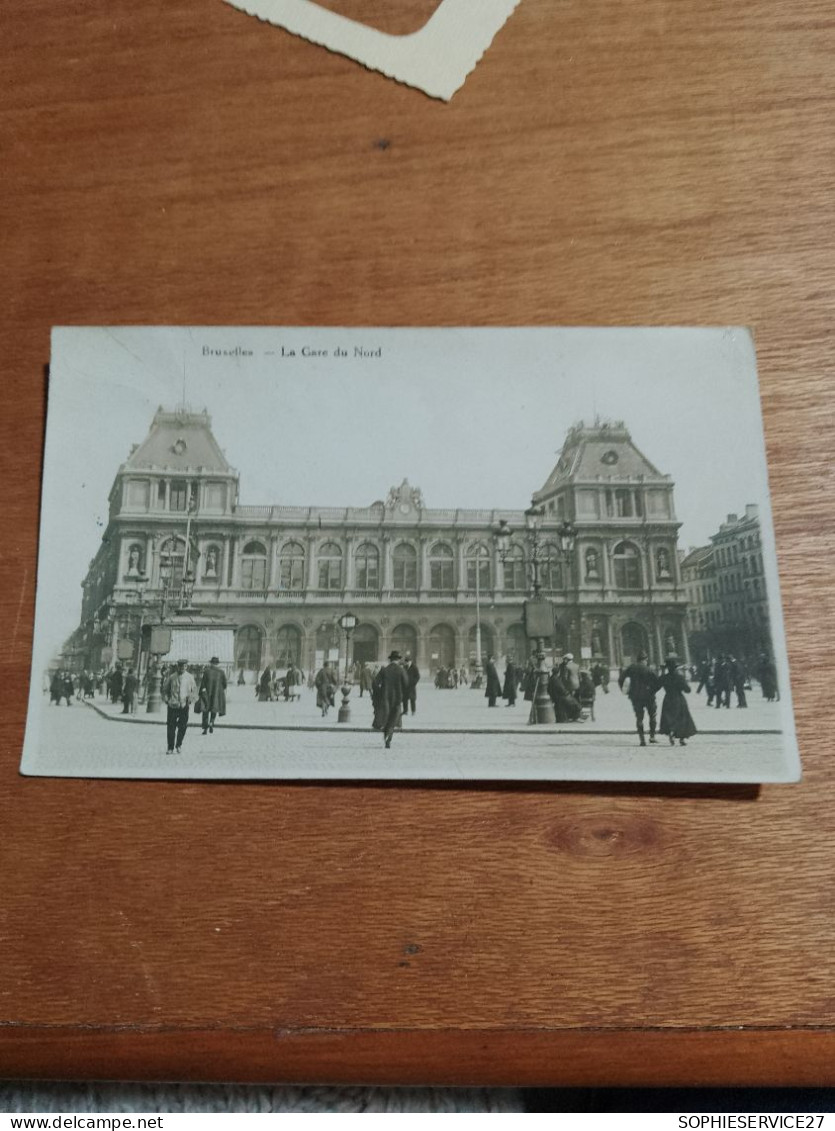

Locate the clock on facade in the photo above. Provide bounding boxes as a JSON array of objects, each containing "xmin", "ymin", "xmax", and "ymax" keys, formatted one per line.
[{"xmin": 601, "ymin": 449, "xmax": 619, "ymax": 465}]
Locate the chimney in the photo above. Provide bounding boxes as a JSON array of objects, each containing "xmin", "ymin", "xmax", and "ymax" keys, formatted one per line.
[
  {"xmin": 745, "ymin": 503, "xmax": 759, "ymax": 520},
  {"xmin": 727, "ymin": 513, "xmax": 738, "ymax": 524}
]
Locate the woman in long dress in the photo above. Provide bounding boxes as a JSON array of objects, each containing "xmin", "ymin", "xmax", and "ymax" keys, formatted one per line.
[{"xmin": 658, "ymin": 657, "xmax": 698, "ymax": 746}]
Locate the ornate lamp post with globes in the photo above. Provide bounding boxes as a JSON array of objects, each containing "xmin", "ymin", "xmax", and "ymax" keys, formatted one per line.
[
  {"xmin": 494, "ymin": 506, "xmax": 577, "ymax": 725},
  {"xmin": 337, "ymin": 610, "xmax": 358, "ymax": 723}
]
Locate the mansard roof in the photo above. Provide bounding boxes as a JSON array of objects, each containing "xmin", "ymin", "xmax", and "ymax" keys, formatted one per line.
[
  {"xmin": 124, "ymin": 407, "xmax": 232, "ymax": 474},
  {"xmin": 535, "ymin": 420, "xmax": 667, "ymax": 496}
]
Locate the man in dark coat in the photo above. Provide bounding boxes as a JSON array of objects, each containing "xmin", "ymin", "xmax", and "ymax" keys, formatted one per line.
[
  {"xmin": 121, "ymin": 668, "xmax": 139, "ymax": 714},
  {"xmin": 372, "ymin": 650, "xmax": 409, "ymax": 749},
  {"xmin": 258, "ymin": 666, "xmax": 273, "ymax": 702},
  {"xmin": 713, "ymin": 655, "xmax": 732, "ymax": 708},
  {"xmin": 358, "ymin": 662, "xmax": 374, "ymax": 698},
  {"xmin": 402, "ymin": 654, "xmax": 421, "ymax": 715},
  {"xmin": 199, "ymin": 656, "xmax": 227, "ymax": 734},
  {"xmin": 315, "ymin": 662, "xmax": 336, "ymax": 716},
  {"xmin": 484, "ymin": 655, "xmax": 502, "ymax": 707},
  {"xmin": 618, "ymin": 650, "xmax": 661, "ymax": 746},
  {"xmin": 109, "ymin": 665, "xmax": 123, "ymax": 704},
  {"xmin": 502, "ymin": 659, "xmax": 517, "ymax": 707}
]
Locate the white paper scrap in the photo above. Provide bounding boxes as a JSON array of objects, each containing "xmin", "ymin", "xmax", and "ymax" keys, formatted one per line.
[{"xmin": 224, "ymin": 0, "xmax": 522, "ymax": 101}]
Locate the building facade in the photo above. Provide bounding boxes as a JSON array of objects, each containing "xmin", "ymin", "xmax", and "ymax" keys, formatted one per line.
[
  {"xmin": 679, "ymin": 505, "xmax": 772, "ymax": 660},
  {"xmin": 73, "ymin": 410, "xmax": 690, "ymax": 676}
]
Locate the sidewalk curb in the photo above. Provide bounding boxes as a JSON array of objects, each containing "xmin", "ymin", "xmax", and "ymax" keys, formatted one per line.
[{"xmin": 83, "ymin": 701, "xmax": 780, "ymax": 738}]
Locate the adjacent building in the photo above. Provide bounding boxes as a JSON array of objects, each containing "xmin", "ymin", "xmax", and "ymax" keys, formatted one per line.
[
  {"xmin": 71, "ymin": 410, "xmax": 690, "ymax": 677},
  {"xmin": 680, "ymin": 505, "xmax": 772, "ymax": 660}
]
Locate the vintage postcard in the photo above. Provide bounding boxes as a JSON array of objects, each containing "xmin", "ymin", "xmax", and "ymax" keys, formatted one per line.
[{"xmin": 21, "ymin": 326, "xmax": 799, "ymax": 783}]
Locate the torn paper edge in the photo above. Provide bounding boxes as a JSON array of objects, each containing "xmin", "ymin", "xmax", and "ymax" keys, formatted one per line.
[{"xmin": 223, "ymin": 0, "xmax": 523, "ymax": 101}]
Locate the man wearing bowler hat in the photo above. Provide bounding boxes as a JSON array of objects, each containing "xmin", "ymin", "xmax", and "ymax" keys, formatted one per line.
[
  {"xmin": 199, "ymin": 655, "xmax": 227, "ymax": 735},
  {"xmin": 372, "ymin": 650, "xmax": 409, "ymax": 749},
  {"xmin": 162, "ymin": 658, "xmax": 198, "ymax": 755}
]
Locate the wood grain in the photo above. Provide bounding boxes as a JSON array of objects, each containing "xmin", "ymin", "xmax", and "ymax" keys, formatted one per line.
[{"xmin": 1, "ymin": 0, "xmax": 834, "ymax": 1085}]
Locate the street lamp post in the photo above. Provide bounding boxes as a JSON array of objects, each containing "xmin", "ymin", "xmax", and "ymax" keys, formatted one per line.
[
  {"xmin": 337, "ymin": 611, "xmax": 358, "ymax": 723},
  {"xmin": 471, "ymin": 546, "xmax": 484, "ymax": 690},
  {"xmin": 146, "ymin": 561, "xmax": 174, "ymax": 714},
  {"xmin": 494, "ymin": 508, "xmax": 577, "ymax": 726}
]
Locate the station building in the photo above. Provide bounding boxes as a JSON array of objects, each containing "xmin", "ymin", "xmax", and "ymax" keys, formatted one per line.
[{"xmin": 75, "ymin": 409, "xmax": 690, "ymax": 677}]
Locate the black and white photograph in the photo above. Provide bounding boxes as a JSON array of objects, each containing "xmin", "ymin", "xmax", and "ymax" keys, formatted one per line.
[{"xmin": 22, "ymin": 326, "xmax": 799, "ymax": 782}]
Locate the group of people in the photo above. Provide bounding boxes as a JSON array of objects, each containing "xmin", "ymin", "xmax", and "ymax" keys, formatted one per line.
[
  {"xmin": 694, "ymin": 652, "xmax": 778, "ymax": 707},
  {"xmin": 619, "ymin": 651, "xmax": 697, "ymax": 747},
  {"xmin": 161, "ymin": 655, "xmax": 228, "ymax": 755},
  {"xmin": 256, "ymin": 663, "xmax": 304, "ymax": 703},
  {"xmin": 486, "ymin": 653, "xmax": 597, "ymax": 722},
  {"xmin": 432, "ymin": 665, "xmax": 469, "ymax": 689},
  {"xmin": 369, "ymin": 651, "xmax": 421, "ymax": 748}
]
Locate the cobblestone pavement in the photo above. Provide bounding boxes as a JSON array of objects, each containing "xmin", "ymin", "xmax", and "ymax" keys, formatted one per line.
[{"xmin": 24, "ymin": 683, "xmax": 795, "ymax": 783}]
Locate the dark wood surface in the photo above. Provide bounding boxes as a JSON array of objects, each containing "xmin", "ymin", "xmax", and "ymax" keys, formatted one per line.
[{"xmin": 2, "ymin": 0, "xmax": 834, "ymax": 1086}]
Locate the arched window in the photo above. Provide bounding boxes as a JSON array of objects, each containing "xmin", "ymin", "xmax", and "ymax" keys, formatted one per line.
[
  {"xmin": 539, "ymin": 543, "xmax": 564, "ymax": 591},
  {"xmin": 275, "ymin": 625, "xmax": 302, "ymax": 667},
  {"xmin": 613, "ymin": 542, "xmax": 642, "ymax": 590},
  {"xmin": 428, "ymin": 623, "xmax": 456, "ymax": 672},
  {"xmin": 393, "ymin": 543, "xmax": 417, "ymax": 590},
  {"xmin": 317, "ymin": 542, "xmax": 343, "ymax": 590},
  {"xmin": 465, "ymin": 542, "xmax": 491, "ymax": 592},
  {"xmin": 503, "ymin": 545, "xmax": 527, "ymax": 592},
  {"xmin": 236, "ymin": 625, "xmax": 263, "ymax": 671},
  {"xmin": 468, "ymin": 623, "xmax": 495, "ymax": 662},
  {"xmin": 355, "ymin": 543, "xmax": 380, "ymax": 590},
  {"xmin": 506, "ymin": 623, "xmax": 528, "ymax": 663},
  {"xmin": 391, "ymin": 623, "xmax": 417, "ymax": 658},
  {"xmin": 429, "ymin": 542, "xmax": 454, "ymax": 591},
  {"xmin": 241, "ymin": 540, "xmax": 267, "ymax": 590},
  {"xmin": 352, "ymin": 624, "xmax": 379, "ymax": 664},
  {"xmin": 279, "ymin": 541, "xmax": 305, "ymax": 590}
]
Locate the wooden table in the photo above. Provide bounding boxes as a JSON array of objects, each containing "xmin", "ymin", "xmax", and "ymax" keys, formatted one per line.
[{"xmin": 2, "ymin": 0, "xmax": 833, "ymax": 1086}]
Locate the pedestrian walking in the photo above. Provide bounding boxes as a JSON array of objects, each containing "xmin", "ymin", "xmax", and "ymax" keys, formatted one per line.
[
  {"xmin": 484, "ymin": 655, "xmax": 502, "ymax": 707},
  {"xmin": 109, "ymin": 665, "xmax": 124, "ymax": 705},
  {"xmin": 285, "ymin": 662, "xmax": 302, "ymax": 702},
  {"xmin": 49, "ymin": 671, "xmax": 64, "ymax": 705},
  {"xmin": 713, "ymin": 655, "xmax": 732, "ymax": 708},
  {"xmin": 372, "ymin": 650, "xmax": 409, "ymax": 749},
  {"xmin": 729, "ymin": 656, "xmax": 748, "ymax": 708},
  {"xmin": 199, "ymin": 656, "xmax": 227, "ymax": 734},
  {"xmin": 60, "ymin": 671, "xmax": 75, "ymax": 705},
  {"xmin": 502, "ymin": 659, "xmax": 517, "ymax": 707},
  {"xmin": 591, "ymin": 659, "xmax": 609, "ymax": 694},
  {"xmin": 258, "ymin": 665, "xmax": 273, "ymax": 702},
  {"xmin": 315, "ymin": 661, "xmax": 336, "ymax": 717},
  {"xmin": 121, "ymin": 668, "xmax": 139, "ymax": 714},
  {"xmin": 578, "ymin": 668, "xmax": 596, "ymax": 719},
  {"xmin": 658, "ymin": 657, "xmax": 698, "ymax": 746},
  {"xmin": 755, "ymin": 652, "xmax": 778, "ymax": 701},
  {"xmin": 162, "ymin": 658, "xmax": 198, "ymax": 755},
  {"xmin": 358, "ymin": 662, "xmax": 373, "ymax": 698},
  {"xmin": 618, "ymin": 650, "xmax": 661, "ymax": 747},
  {"xmin": 402, "ymin": 653, "xmax": 421, "ymax": 715}
]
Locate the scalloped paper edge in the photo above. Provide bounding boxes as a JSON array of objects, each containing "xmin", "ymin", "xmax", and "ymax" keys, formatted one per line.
[{"xmin": 223, "ymin": 0, "xmax": 522, "ymax": 101}]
